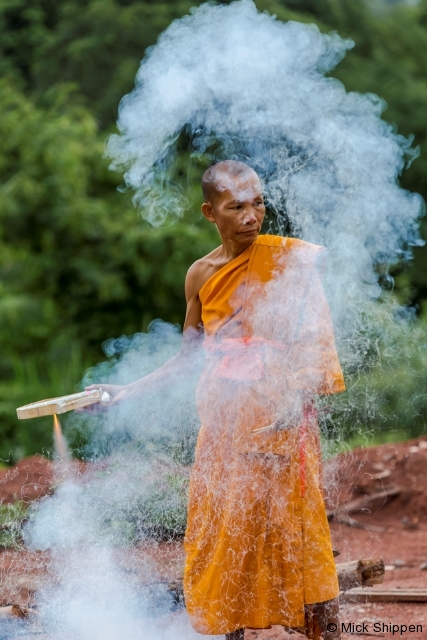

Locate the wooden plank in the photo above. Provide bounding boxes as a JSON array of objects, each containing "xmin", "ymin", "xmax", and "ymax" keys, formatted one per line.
[
  {"xmin": 16, "ymin": 389, "xmax": 103, "ymax": 419},
  {"xmin": 341, "ymin": 588, "xmax": 427, "ymax": 603},
  {"xmin": 327, "ymin": 486, "xmax": 401, "ymax": 520},
  {"xmin": 337, "ymin": 558, "xmax": 384, "ymax": 591}
]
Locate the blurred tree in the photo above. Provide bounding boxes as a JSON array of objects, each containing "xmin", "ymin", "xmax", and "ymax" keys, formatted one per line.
[
  {"xmin": 1, "ymin": 0, "xmax": 427, "ymax": 457},
  {"xmin": 1, "ymin": 0, "xmax": 425, "ymax": 298},
  {"xmin": 0, "ymin": 80, "xmax": 217, "ymax": 457},
  {"xmin": 0, "ymin": 0, "xmax": 197, "ymax": 126}
]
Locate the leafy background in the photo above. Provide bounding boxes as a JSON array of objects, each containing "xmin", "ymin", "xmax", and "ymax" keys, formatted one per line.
[{"xmin": 1, "ymin": 0, "xmax": 427, "ymax": 460}]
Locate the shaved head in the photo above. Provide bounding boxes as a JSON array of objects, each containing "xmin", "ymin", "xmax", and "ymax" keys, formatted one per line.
[
  {"xmin": 201, "ymin": 160, "xmax": 260, "ymax": 203},
  {"xmin": 200, "ymin": 159, "xmax": 265, "ymax": 247}
]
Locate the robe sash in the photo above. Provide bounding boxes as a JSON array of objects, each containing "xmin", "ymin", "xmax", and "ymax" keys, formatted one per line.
[{"xmin": 203, "ymin": 335, "xmax": 290, "ymax": 381}]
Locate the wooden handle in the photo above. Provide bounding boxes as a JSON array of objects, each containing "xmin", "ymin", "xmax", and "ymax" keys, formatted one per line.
[{"xmin": 16, "ymin": 389, "xmax": 102, "ymax": 419}]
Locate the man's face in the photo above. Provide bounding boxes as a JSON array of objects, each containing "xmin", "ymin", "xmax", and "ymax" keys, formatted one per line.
[{"xmin": 202, "ymin": 172, "xmax": 266, "ymax": 247}]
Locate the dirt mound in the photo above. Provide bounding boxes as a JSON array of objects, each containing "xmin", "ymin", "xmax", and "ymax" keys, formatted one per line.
[
  {"xmin": 0, "ymin": 439, "xmax": 427, "ymax": 639},
  {"xmin": 0, "ymin": 455, "xmax": 87, "ymax": 505},
  {"xmin": 2, "ymin": 436, "xmax": 427, "ymax": 518},
  {"xmin": 325, "ymin": 435, "xmax": 427, "ymax": 528}
]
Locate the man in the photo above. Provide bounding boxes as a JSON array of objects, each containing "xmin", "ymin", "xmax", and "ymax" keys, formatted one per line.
[{"xmin": 93, "ymin": 160, "xmax": 345, "ymax": 639}]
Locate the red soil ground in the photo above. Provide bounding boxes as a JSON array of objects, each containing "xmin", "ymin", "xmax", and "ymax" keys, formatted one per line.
[
  {"xmin": 1, "ymin": 436, "xmax": 427, "ymax": 639},
  {"xmin": 0, "ymin": 454, "xmax": 87, "ymax": 504}
]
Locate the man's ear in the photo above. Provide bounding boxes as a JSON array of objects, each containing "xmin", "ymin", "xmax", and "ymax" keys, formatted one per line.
[{"xmin": 201, "ymin": 202, "xmax": 216, "ymax": 223}]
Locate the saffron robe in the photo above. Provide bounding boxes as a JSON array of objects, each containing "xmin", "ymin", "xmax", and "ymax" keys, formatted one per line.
[{"xmin": 184, "ymin": 235, "xmax": 345, "ymax": 635}]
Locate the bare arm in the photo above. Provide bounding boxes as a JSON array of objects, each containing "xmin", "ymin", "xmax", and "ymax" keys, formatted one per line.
[{"xmin": 86, "ymin": 262, "xmax": 205, "ymax": 405}]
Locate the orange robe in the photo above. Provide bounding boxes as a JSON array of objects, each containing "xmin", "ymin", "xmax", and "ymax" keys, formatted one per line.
[{"xmin": 184, "ymin": 235, "xmax": 345, "ymax": 635}]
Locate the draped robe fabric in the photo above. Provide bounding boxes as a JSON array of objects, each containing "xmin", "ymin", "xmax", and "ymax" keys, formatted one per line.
[{"xmin": 183, "ymin": 235, "xmax": 345, "ymax": 636}]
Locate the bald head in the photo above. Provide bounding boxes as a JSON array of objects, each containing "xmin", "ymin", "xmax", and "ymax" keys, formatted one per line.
[
  {"xmin": 201, "ymin": 160, "xmax": 260, "ymax": 203},
  {"xmin": 200, "ymin": 160, "xmax": 265, "ymax": 246}
]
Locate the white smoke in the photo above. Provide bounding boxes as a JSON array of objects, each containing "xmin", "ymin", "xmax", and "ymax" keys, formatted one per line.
[
  {"xmin": 20, "ymin": 1, "xmax": 424, "ymax": 637},
  {"xmin": 22, "ymin": 323, "xmax": 204, "ymax": 638},
  {"xmin": 24, "ymin": 478, "xmax": 209, "ymax": 639},
  {"xmin": 108, "ymin": 0, "xmax": 422, "ymax": 336}
]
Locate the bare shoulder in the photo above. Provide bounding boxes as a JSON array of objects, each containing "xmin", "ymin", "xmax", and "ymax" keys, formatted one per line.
[{"xmin": 185, "ymin": 246, "xmax": 222, "ymax": 301}]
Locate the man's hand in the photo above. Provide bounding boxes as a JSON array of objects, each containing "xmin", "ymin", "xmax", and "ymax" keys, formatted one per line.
[
  {"xmin": 77, "ymin": 384, "xmax": 130, "ymax": 412},
  {"xmin": 79, "ymin": 324, "xmax": 203, "ymax": 414}
]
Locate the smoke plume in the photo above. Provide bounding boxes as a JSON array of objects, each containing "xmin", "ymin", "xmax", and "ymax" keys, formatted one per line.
[
  {"xmin": 20, "ymin": 1, "xmax": 424, "ymax": 637},
  {"xmin": 108, "ymin": 0, "xmax": 422, "ymax": 333}
]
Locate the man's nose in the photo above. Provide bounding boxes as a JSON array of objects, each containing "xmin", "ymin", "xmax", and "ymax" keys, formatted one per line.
[{"xmin": 242, "ymin": 209, "xmax": 257, "ymax": 224}]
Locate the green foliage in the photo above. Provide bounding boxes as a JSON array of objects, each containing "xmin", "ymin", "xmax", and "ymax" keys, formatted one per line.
[
  {"xmin": 356, "ymin": 316, "xmax": 427, "ymax": 436},
  {"xmin": 121, "ymin": 469, "xmax": 190, "ymax": 541},
  {"xmin": 0, "ymin": 79, "xmax": 217, "ymax": 457},
  {"xmin": 322, "ymin": 306, "xmax": 427, "ymax": 446},
  {"xmin": 88, "ymin": 460, "xmax": 190, "ymax": 544},
  {"xmin": 0, "ymin": 0, "xmax": 198, "ymax": 126},
  {"xmin": 0, "ymin": 0, "xmax": 427, "ymax": 458},
  {"xmin": 0, "ymin": 501, "xmax": 27, "ymax": 549}
]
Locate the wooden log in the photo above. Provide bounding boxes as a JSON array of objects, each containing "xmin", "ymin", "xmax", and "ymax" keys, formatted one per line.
[
  {"xmin": 341, "ymin": 588, "xmax": 427, "ymax": 603},
  {"xmin": 0, "ymin": 604, "xmax": 32, "ymax": 619},
  {"xmin": 333, "ymin": 514, "xmax": 386, "ymax": 533},
  {"xmin": 337, "ymin": 558, "xmax": 385, "ymax": 591},
  {"xmin": 326, "ymin": 486, "xmax": 401, "ymax": 520}
]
